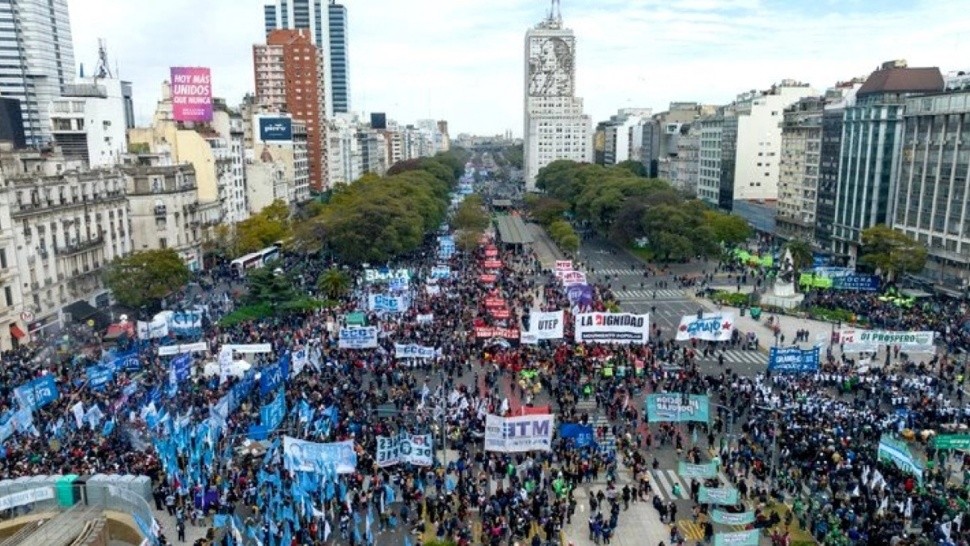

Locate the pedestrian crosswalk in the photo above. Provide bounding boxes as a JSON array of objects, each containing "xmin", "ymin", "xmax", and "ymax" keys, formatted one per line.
[
  {"xmin": 591, "ymin": 268, "xmax": 643, "ymax": 276},
  {"xmin": 575, "ymin": 398, "xmax": 617, "ymax": 455},
  {"xmin": 611, "ymin": 289, "xmax": 688, "ymax": 301},
  {"xmin": 650, "ymin": 469, "xmax": 735, "ymax": 503},
  {"xmin": 694, "ymin": 349, "xmax": 768, "ymax": 366}
]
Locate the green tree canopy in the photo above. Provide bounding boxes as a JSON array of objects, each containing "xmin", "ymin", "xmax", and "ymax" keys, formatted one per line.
[
  {"xmin": 235, "ymin": 200, "xmax": 292, "ymax": 255},
  {"xmin": 104, "ymin": 249, "xmax": 191, "ymax": 308},
  {"xmin": 317, "ymin": 268, "xmax": 352, "ymax": 300},
  {"xmin": 783, "ymin": 239, "xmax": 814, "ymax": 271},
  {"xmin": 860, "ymin": 225, "xmax": 927, "ymax": 280}
]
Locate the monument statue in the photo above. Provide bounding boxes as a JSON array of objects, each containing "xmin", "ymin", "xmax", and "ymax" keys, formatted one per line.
[{"xmin": 772, "ymin": 249, "xmax": 797, "ymax": 298}]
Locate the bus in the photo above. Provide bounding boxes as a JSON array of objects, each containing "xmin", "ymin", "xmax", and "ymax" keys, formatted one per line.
[{"xmin": 230, "ymin": 244, "xmax": 282, "ymax": 277}]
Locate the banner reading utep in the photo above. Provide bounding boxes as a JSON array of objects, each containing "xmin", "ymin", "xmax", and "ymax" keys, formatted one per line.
[
  {"xmin": 645, "ymin": 393, "xmax": 710, "ymax": 423},
  {"xmin": 528, "ymin": 310, "xmax": 565, "ymax": 340},
  {"xmin": 283, "ymin": 436, "xmax": 357, "ymax": 474},
  {"xmin": 484, "ymin": 414, "xmax": 554, "ymax": 452},
  {"xmin": 675, "ymin": 313, "xmax": 735, "ymax": 342},
  {"xmin": 768, "ymin": 346, "xmax": 820, "ymax": 374},
  {"xmin": 841, "ymin": 329, "xmax": 935, "ymax": 353}
]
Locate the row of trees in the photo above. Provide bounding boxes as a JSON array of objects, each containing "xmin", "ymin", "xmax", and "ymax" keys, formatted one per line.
[
  {"xmin": 533, "ymin": 160, "xmax": 752, "ymax": 261},
  {"xmin": 293, "ymin": 150, "xmax": 470, "ymax": 263},
  {"xmin": 783, "ymin": 225, "xmax": 927, "ymax": 282}
]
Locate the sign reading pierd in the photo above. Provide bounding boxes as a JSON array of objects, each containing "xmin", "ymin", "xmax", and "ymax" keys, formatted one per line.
[
  {"xmin": 574, "ymin": 312, "xmax": 649, "ymax": 344},
  {"xmin": 484, "ymin": 414, "xmax": 554, "ymax": 452},
  {"xmin": 170, "ymin": 67, "xmax": 212, "ymax": 122},
  {"xmin": 258, "ymin": 117, "xmax": 293, "ymax": 142}
]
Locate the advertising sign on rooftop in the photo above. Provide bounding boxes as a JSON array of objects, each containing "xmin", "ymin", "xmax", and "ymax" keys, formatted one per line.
[
  {"xmin": 259, "ymin": 117, "xmax": 293, "ymax": 142},
  {"xmin": 170, "ymin": 67, "xmax": 213, "ymax": 122}
]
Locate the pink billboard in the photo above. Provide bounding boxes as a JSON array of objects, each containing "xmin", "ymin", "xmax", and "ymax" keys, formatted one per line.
[{"xmin": 170, "ymin": 67, "xmax": 213, "ymax": 122}]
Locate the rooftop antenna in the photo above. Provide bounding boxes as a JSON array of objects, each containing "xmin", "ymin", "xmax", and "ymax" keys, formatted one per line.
[
  {"xmin": 94, "ymin": 38, "xmax": 112, "ymax": 79},
  {"xmin": 549, "ymin": 0, "xmax": 562, "ymax": 25}
]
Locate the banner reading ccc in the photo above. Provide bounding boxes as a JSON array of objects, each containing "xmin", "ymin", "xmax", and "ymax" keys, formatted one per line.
[{"xmin": 574, "ymin": 312, "xmax": 650, "ymax": 344}]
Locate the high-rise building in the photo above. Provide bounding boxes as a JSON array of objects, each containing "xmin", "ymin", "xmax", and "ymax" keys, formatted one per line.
[
  {"xmin": 776, "ymin": 96, "xmax": 824, "ymax": 244},
  {"xmin": 697, "ymin": 105, "xmax": 737, "ymax": 211},
  {"xmin": 832, "ymin": 60, "xmax": 943, "ymax": 262},
  {"xmin": 50, "ymin": 77, "xmax": 130, "ymax": 167},
  {"xmin": 596, "ymin": 109, "xmax": 650, "ymax": 165},
  {"xmin": 263, "ymin": 0, "xmax": 350, "ymax": 116},
  {"xmin": 0, "ymin": 0, "xmax": 75, "ymax": 147},
  {"xmin": 254, "ymin": 29, "xmax": 328, "ymax": 189},
  {"xmin": 892, "ymin": 89, "xmax": 970, "ymax": 289},
  {"xmin": 523, "ymin": 0, "xmax": 592, "ymax": 191}
]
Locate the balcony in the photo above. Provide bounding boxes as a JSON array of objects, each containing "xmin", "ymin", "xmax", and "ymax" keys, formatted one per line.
[
  {"xmin": 55, "ymin": 236, "xmax": 105, "ymax": 257},
  {"xmin": 154, "ymin": 205, "xmax": 167, "ymax": 217}
]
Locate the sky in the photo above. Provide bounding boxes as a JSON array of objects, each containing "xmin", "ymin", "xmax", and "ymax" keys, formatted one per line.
[{"xmin": 69, "ymin": 0, "xmax": 969, "ymax": 137}]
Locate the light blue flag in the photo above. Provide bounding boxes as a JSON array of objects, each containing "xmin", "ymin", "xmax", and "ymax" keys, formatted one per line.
[
  {"xmin": 445, "ymin": 475, "xmax": 457, "ymax": 493},
  {"xmin": 384, "ymin": 483, "xmax": 395, "ymax": 505},
  {"xmin": 214, "ymin": 514, "xmax": 229, "ymax": 528},
  {"xmin": 405, "ymin": 536, "xmax": 413, "ymax": 546},
  {"xmin": 102, "ymin": 418, "xmax": 115, "ymax": 436}
]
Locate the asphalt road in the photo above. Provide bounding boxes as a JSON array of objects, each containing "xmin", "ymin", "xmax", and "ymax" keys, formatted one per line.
[{"xmin": 577, "ymin": 236, "xmax": 770, "ymax": 378}]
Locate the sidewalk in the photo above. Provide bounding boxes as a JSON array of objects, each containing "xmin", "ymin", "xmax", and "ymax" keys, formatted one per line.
[
  {"xmin": 529, "ymin": 223, "xmax": 564, "ymax": 270},
  {"xmin": 701, "ymin": 297, "xmax": 837, "ymax": 350}
]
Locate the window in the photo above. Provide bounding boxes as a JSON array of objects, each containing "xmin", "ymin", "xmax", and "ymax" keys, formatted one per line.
[
  {"xmin": 4, "ymin": 287, "xmax": 10, "ymax": 307},
  {"xmin": 159, "ymin": 238, "xmax": 167, "ymax": 249}
]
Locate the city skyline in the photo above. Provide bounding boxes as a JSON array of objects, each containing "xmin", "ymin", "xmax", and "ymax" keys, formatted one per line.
[{"xmin": 69, "ymin": 0, "xmax": 969, "ymax": 135}]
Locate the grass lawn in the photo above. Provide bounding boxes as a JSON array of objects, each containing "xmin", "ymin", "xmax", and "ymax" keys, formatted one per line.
[{"xmin": 628, "ymin": 246, "xmax": 654, "ymax": 262}]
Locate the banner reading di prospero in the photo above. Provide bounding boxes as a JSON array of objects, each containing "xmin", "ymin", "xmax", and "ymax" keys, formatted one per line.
[
  {"xmin": 574, "ymin": 312, "xmax": 649, "ymax": 344},
  {"xmin": 375, "ymin": 433, "xmax": 433, "ymax": 467},
  {"xmin": 768, "ymin": 346, "xmax": 820, "ymax": 374},
  {"xmin": 338, "ymin": 326, "xmax": 378, "ymax": 349},
  {"xmin": 283, "ymin": 436, "xmax": 357, "ymax": 474},
  {"xmin": 484, "ymin": 414, "xmax": 554, "ymax": 453},
  {"xmin": 842, "ymin": 329, "xmax": 936, "ymax": 353},
  {"xmin": 645, "ymin": 393, "xmax": 710, "ymax": 423},
  {"xmin": 676, "ymin": 313, "xmax": 735, "ymax": 342}
]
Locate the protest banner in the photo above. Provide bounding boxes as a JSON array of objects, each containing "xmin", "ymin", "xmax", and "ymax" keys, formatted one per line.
[
  {"xmin": 698, "ymin": 486, "xmax": 740, "ymax": 505},
  {"xmin": 14, "ymin": 375, "xmax": 59, "ymax": 411},
  {"xmin": 676, "ymin": 313, "xmax": 735, "ymax": 342},
  {"xmin": 283, "ymin": 436, "xmax": 358, "ymax": 474},
  {"xmin": 559, "ymin": 424, "xmax": 594, "ymax": 448},
  {"xmin": 711, "ymin": 510, "xmax": 756, "ymax": 525},
  {"xmin": 842, "ymin": 329, "xmax": 935, "ymax": 353},
  {"xmin": 374, "ymin": 433, "xmax": 433, "ymax": 467},
  {"xmin": 878, "ymin": 435, "xmax": 923, "ymax": 483},
  {"xmin": 554, "ymin": 260, "xmax": 573, "ymax": 272},
  {"xmin": 558, "ymin": 270, "xmax": 587, "ymax": 286},
  {"xmin": 368, "ymin": 294, "xmax": 410, "ymax": 313},
  {"xmin": 713, "ymin": 530, "xmax": 760, "ymax": 546},
  {"xmin": 678, "ymin": 461, "xmax": 718, "ymax": 479},
  {"xmin": 364, "ymin": 268, "xmax": 410, "ymax": 283},
  {"xmin": 574, "ymin": 312, "xmax": 649, "ymax": 344},
  {"xmin": 474, "ymin": 326, "xmax": 519, "ymax": 339},
  {"xmin": 645, "ymin": 393, "xmax": 710, "ymax": 423},
  {"xmin": 484, "ymin": 414, "xmax": 554, "ymax": 452},
  {"xmin": 528, "ymin": 310, "xmax": 564, "ymax": 340},
  {"xmin": 832, "ymin": 273, "xmax": 880, "ymax": 291},
  {"xmin": 338, "ymin": 327, "xmax": 379, "ymax": 349},
  {"xmin": 768, "ymin": 346, "xmax": 820, "ymax": 374},
  {"xmin": 394, "ymin": 343, "xmax": 439, "ymax": 359}
]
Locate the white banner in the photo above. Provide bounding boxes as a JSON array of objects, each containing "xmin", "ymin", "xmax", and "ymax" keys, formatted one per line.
[
  {"xmin": 484, "ymin": 414, "xmax": 554, "ymax": 452},
  {"xmin": 528, "ymin": 310, "xmax": 564, "ymax": 340},
  {"xmin": 375, "ymin": 433, "xmax": 433, "ymax": 467},
  {"xmin": 0, "ymin": 487, "xmax": 54, "ymax": 511},
  {"xmin": 416, "ymin": 313, "xmax": 434, "ymax": 324},
  {"xmin": 675, "ymin": 313, "xmax": 735, "ymax": 342},
  {"xmin": 338, "ymin": 327, "xmax": 379, "ymax": 349},
  {"xmin": 137, "ymin": 318, "xmax": 168, "ymax": 340},
  {"xmin": 557, "ymin": 270, "xmax": 587, "ymax": 286},
  {"xmin": 368, "ymin": 294, "xmax": 410, "ymax": 313},
  {"xmin": 157, "ymin": 342, "xmax": 208, "ymax": 356},
  {"xmin": 283, "ymin": 436, "xmax": 357, "ymax": 474},
  {"xmin": 394, "ymin": 343, "xmax": 440, "ymax": 359},
  {"xmin": 221, "ymin": 343, "xmax": 273, "ymax": 354},
  {"xmin": 574, "ymin": 312, "xmax": 650, "ymax": 344},
  {"xmin": 554, "ymin": 260, "xmax": 573, "ymax": 272},
  {"xmin": 840, "ymin": 329, "xmax": 936, "ymax": 353},
  {"xmin": 364, "ymin": 269, "xmax": 410, "ymax": 283}
]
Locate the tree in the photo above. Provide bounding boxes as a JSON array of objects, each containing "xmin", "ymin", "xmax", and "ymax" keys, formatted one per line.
[
  {"xmin": 784, "ymin": 239, "xmax": 813, "ymax": 272},
  {"xmin": 453, "ymin": 195, "xmax": 489, "ymax": 233},
  {"xmin": 245, "ymin": 267, "xmax": 299, "ymax": 307},
  {"xmin": 616, "ymin": 160, "xmax": 647, "ymax": 177},
  {"xmin": 104, "ymin": 249, "xmax": 191, "ymax": 308},
  {"xmin": 236, "ymin": 200, "xmax": 292, "ymax": 255},
  {"xmin": 859, "ymin": 225, "xmax": 927, "ymax": 280},
  {"xmin": 704, "ymin": 211, "xmax": 753, "ymax": 245},
  {"xmin": 317, "ymin": 268, "xmax": 351, "ymax": 300}
]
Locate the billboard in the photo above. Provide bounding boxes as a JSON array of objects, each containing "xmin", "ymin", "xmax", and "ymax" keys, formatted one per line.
[
  {"xmin": 170, "ymin": 67, "xmax": 213, "ymax": 122},
  {"xmin": 258, "ymin": 117, "xmax": 293, "ymax": 142}
]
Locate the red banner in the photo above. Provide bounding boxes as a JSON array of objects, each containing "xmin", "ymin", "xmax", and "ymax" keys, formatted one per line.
[
  {"xmin": 479, "ymin": 274, "xmax": 497, "ymax": 283},
  {"xmin": 474, "ymin": 326, "xmax": 520, "ymax": 339},
  {"xmin": 490, "ymin": 307, "xmax": 511, "ymax": 320},
  {"xmin": 485, "ymin": 247, "xmax": 498, "ymax": 257},
  {"xmin": 485, "ymin": 297, "xmax": 506, "ymax": 309},
  {"xmin": 520, "ymin": 405, "xmax": 551, "ymax": 416},
  {"xmin": 483, "ymin": 259, "xmax": 502, "ymax": 269}
]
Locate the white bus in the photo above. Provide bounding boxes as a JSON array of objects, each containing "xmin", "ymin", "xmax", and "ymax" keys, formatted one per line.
[{"xmin": 230, "ymin": 244, "xmax": 281, "ymax": 276}]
